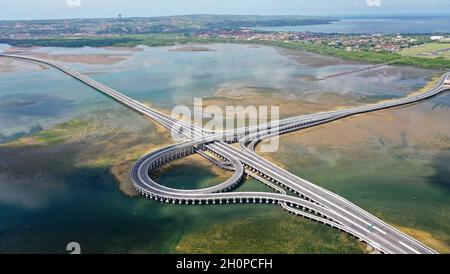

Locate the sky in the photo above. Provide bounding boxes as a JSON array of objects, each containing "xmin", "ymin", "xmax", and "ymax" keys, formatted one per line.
[{"xmin": 1, "ymin": 0, "xmax": 450, "ymax": 20}]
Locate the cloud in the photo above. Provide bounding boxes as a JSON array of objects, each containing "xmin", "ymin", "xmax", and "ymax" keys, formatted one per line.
[{"xmin": 0, "ymin": 177, "xmax": 52, "ymax": 210}]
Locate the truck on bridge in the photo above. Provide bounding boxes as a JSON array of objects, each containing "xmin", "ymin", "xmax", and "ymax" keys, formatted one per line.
[{"xmin": 445, "ymin": 75, "xmax": 450, "ymax": 86}]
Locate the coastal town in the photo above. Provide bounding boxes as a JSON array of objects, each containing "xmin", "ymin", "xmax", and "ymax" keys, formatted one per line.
[
  {"xmin": 196, "ymin": 29, "xmax": 435, "ymax": 52},
  {"xmin": 1, "ymin": 15, "xmax": 449, "ymax": 55}
]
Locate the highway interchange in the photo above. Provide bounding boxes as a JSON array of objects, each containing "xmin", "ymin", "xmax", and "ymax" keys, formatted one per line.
[{"xmin": 1, "ymin": 53, "xmax": 449, "ymax": 254}]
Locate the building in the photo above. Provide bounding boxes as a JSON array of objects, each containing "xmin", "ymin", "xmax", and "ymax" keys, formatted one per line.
[{"xmin": 430, "ymin": 36, "xmax": 444, "ymax": 41}]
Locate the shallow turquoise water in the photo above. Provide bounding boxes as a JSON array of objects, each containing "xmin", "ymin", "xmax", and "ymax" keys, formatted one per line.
[{"xmin": 0, "ymin": 43, "xmax": 443, "ymax": 253}]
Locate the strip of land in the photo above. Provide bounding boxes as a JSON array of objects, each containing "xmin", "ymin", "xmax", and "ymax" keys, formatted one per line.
[{"xmin": 2, "ymin": 35, "xmax": 450, "ymax": 70}]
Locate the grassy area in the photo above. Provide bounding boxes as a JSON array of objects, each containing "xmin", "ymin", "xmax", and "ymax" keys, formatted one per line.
[
  {"xmin": 1, "ymin": 120, "xmax": 89, "ymax": 147},
  {"xmin": 258, "ymin": 40, "xmax": 450, "ymax": 70},
  {"xmin": 0, "ymin": 37, "xmax": 141, "ymax": 48},
  {"xmin": 35, "ymin": 120, "xmax": 89, "ymax": 144},
  {"xmin": 0, "ymin": 34, "xmax": 222, "ymax": 48},
  {"xmin": 400, "ymin": 43, "xmax": 450, "ymax": 60}
]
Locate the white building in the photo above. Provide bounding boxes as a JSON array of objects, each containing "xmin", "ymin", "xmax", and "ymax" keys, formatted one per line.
[{"xmin": 430, "ymin": 36, "xmax": 444, "ymax": 41}]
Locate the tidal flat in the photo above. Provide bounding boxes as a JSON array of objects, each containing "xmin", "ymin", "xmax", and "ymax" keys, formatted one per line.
[
  {"xmin": 3, "ymin": 46, "xmax": 133, "ymax": 65},
  {"xmin": 0, "ymin": 43, "xmax": 446, "ymax": 253}
]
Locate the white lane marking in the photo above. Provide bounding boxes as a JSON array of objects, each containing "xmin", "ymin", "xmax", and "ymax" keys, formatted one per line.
[{"xmin": 399, "ymin": 241, "xmax": 421, "ymax": 254}]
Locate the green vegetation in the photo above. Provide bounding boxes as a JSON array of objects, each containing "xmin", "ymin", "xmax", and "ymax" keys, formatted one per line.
[
  {"xmin": 400, "ymin": 42, "xmax": 450, "ymax": 60},
  {"xmin": 35, "ymin": 120, "xmax": 86, "ymax": 144},
  {"xmin": 35, "ymin": 130, "xmax": 67, "ymax": 144},
  {"xmin": 0, "ymin": 37, "xmax": 140, "ymax": 48},
  {"xmin": 259, "ymin": 40, "xmax": 450, "ymax": 70},
  {"xmin": 35, "ymin": 120, "xmax": 89, "ymax": 144},
  {"xmin": 113, "ymin": 34, "xmax": 227, "ymax": 47},
  {"xmin": 1, "ymin": 120, "xmax": 89, "ymax": 146},
  {"xmin": 0, "ymin": 34, "xmax": 215, "ymax": 48}
]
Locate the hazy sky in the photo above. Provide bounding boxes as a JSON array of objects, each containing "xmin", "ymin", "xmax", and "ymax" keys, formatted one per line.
[{"xmin": 1, "ymin": 0, "xmax": 450, "ymax": 20}]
